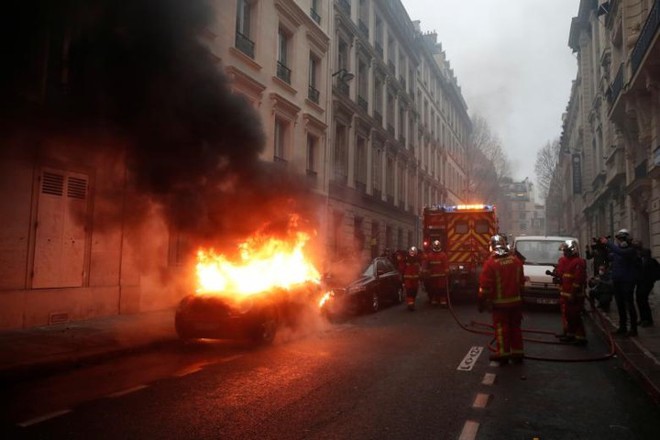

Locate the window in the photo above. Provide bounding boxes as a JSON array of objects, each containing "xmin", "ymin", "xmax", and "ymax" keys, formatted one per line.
[
  {"xmin": 306, "ymin": 134, "xmax": 318, "ymax": 175},
  {"xmin": 455, "ymin": 220, "xmax": 468, "ymax": 234},
  {"xmin": 277, "ymin": 28, "xmax": 291, "ymax": 83},
  {"xmin": 308, "ymin": 54, "xmax": 320, "ymax": 103},
  {"xmin": 274, "ymin": 117, "xmax": 288, "ymax": 162},
  {"xmin": 310, "ymin": 0, "xmax": 321, "ymax": 24},
  {"xmin": 356, "ymin": 136, "xmax": 367, "ymax": 189},
  {"xmin": 373, "ymin": 145, "xmax": 382, "ymax": 193},
  {"xmin": 334, "ymin": 123, "xmax": 348, "ymax": 183},
  {"xmin": 475, "ymin": 220, "xmax": 490, "ymax": 234},
  {"xmin": 235, "ymin": 0, "xmax": 255, "ymax": 58}
]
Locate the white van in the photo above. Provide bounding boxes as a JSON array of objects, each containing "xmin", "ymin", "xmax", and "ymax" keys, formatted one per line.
[{"xmin": 512, "ymin": 235, "xmax": 580, "ymax": 306}]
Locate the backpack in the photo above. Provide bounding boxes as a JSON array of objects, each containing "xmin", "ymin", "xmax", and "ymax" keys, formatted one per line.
[{"xmin": 648, "ymin": 257, "xmax": 660, "ymax": 282}]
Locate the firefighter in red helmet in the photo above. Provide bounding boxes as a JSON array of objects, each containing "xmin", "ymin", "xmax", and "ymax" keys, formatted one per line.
[
  {"xmin": 403, "ymin": 246, "xmax": 422, "ymax": 311},
  {"xmin": 424, "ymin": 239, "xmax": 449, "ymax": 306},
  {"xmin": 478, "ymin": 234, "xmax": 525, "ymax": 364},
  {"xmin": 557, "ymin": 239, "xmax": 588, "ymax": 345}
]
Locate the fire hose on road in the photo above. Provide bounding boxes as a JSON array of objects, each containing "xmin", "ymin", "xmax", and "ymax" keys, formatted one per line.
[{"xmin": 445, "ymin": 286, "xmax": 616, "ymax": 363}]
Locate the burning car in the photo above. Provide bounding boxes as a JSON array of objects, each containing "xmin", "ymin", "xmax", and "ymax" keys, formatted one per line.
[
  {"xmin": 175, "ymin": 225, "xmax": 328, "ymax": 344},
  {"xmin": 320, "ymin": 256, "xmax": 404, "ymax": 318},
  {"xmin": 175, "ymin": 283, "xmax": 322, "ymax": 344}
]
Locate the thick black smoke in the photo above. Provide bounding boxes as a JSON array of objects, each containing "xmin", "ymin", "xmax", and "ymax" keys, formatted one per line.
[{"xmin": 2, "ymin": 0, "xmax": 320, "ymax": 245}]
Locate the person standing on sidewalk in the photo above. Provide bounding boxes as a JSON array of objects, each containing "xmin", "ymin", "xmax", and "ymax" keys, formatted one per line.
[
  {"xmin": 602, "ymin": 229, "xmax": 639, "ymax": 337},
  {"xmin": 634, "ymin": 242, "xmax": 657, "ymax": 328}
]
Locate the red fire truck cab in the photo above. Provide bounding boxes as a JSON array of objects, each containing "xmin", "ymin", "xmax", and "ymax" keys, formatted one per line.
[{"xmin": 422, "ymin": 204, "xmax": 498, "ymax": 300}]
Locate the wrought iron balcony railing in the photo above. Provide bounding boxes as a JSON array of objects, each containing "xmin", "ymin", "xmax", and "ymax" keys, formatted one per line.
[
  {"xmin": 235, "ymin": 32, "xmax": 255, "ymax": 58},
  {"xmin": 358, "ymin": 19, "xmax": 369, "ymax": 37},
  {"xmin": 337, "ymin": 80, "xmax": 349, "ymax": 96},
  {"xmin": 308, "ymin": 85, "xmax": 320, "ymax": 104},
  {"xmin": 375, "ymin": 42, "xmax": 383, "ymax": 58},
  {"xmin": 277, "ymin": 61, "xmax": 291, "ymax": 84},
  {"xmin": 358, "ymin": 96, "xmax": 368, "ymax": 111},
  {"xmin": 338, "ymin": 0, "xmax": 350, "ymax": 15},
  {"xmin": 608, "ymin": 63, "xmax": 623, "ymax": 104},
  {"xmin": 310, "ymin": 8, "xmax": 321, "ymax": 24},
  {"xmin": 631, "ymin": 0, "xmax": 660, "ymax": 75}
]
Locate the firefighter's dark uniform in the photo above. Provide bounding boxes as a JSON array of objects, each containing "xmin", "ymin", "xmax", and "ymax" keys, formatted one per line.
[{"xmin": 478, "ymin": 252, "xmax": 525, "ymax": 362}]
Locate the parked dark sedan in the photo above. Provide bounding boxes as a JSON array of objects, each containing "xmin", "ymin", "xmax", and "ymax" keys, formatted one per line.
[
  {"xmin": 320, "ymin": 257, "xmax": 404, "ymax": 317},
  {"xmin": 175, "ymin": 283, "xmax": 322, "ymax": 344}
]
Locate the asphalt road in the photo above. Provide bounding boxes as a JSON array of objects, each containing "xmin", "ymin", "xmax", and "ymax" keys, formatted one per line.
[{"xmin": 3, "ymin": 301, "xmax": 660, "ymax": 439}]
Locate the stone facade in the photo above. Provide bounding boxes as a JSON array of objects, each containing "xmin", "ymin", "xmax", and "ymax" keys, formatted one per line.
[
  {"xmin": 0, "ymin": 0, "xmax": 471, "ymax": 329},
  {"xmin": 550, "ymin": 0, "xmax": 660, "ymax": 256}
]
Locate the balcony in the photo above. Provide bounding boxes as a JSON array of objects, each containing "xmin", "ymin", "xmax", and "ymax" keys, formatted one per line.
[
  {"xmin": 631, "ymin": 0, "xmax": 660, "ymax": 75},
  {"xmin": 310, "ymin": 8, "xmax": 321, "ymax": 24},
  {"xmin": 388, "ymin": 60, "xmax": 395, "ymax": 73},
  {"xmin": 607, "ymin": 63, "xmax": 623, "ymax": 104},
  {"xmin": 358, "ymin": 96, "xmax": 368, "ymax": 111},
  {"xmin": 399, "ymin": 75, "xmax": 406, "ymax": 90},
  {"xmin": 337, "ymin": 80, "xmax": 349, "ymax": 96},
  {"xmin": 387, "ymin": 123, "xmax": 395, "ymax": 136},
  {"xmin": 399, "ymin": 135, "xmax": 406, "ymax": 146},
  {"xmin": 235, "ymin": 32, "xmax": 255, "ymax": 58},
  {"xmin": 358, "ymin": 19, "xmax": 369, "ymax": 37},
  {"xmin": 276, "ymin": 61, "xmax": 291, "ymax": 84},
  {"xmin": 338, "ymin": 0, "xmax": 350, "ymax": 15},
  {"xmin": 605, "ymin": 146, "xmax": 626, "ymax": 186},
  {"xmin": 635, "ymin": 159, "xmax": 648, "ymax": 179},
  {"xmin": 375, "ymin": 42, "xmax": 383, "ymax": 58},
  {"xmin": 373, "ymin": 110, "xmax": 382, "ymax": 126},
  {"xmin": 308, "ymin": 85, "xmax": 320, "ymax": 104}
]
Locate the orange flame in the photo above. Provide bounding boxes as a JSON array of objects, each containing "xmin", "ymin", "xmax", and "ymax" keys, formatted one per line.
[{"xmin": 195, "ymin": 231, "xmax": 321, "ymax": 297}]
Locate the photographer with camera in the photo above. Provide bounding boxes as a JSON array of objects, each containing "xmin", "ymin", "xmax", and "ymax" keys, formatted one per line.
[
  {"xmin": 602, "ymin": 229, "xmax": 639, "ymax": 337},
  {"xmin": 586, "ymin": 236, "xmax": 609, "ymax": 278},
  {"xmin": 587, "ymin": 264, "xmax": 613, "ymax": 312}
]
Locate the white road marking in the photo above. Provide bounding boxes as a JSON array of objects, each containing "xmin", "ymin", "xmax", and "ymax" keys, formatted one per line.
[
  {"xmin": 174, "ymin": 366, "xmax": 204, "ymax": 377},
  {"xmin": 106, "ymin": 384, "xmax": 149, "ymax": 398},
  {"xmin": 482, "ymin": 372, "xmax": 496, "ymax": 385},
  {"xmin": 489, "ymin": 360, "xmax": 501, "ymax": 367},
  {"xmin": 458, "ymin": 420, "xmax": 480, "ymax": 440},
  {"xmin": 18, "ymin": 409, "xmax": 72, "ymax": 427},
  {"xmin": 472, "ymin": 393, "xmax": 490, "ymax": 408},
  {"xmin": 457, "ymin": 346, "xmax": 484, "ymax": 371}
]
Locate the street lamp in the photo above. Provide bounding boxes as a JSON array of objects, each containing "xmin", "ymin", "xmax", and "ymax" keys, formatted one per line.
[{"xmin": 332, "ymin": 68, "xmax": 355, "ymax": 82}]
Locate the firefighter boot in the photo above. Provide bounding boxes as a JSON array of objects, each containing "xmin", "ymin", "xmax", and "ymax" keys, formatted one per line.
[{"xmin": 406, "ymin": 296, "xmax": 415, "ymax": 311}]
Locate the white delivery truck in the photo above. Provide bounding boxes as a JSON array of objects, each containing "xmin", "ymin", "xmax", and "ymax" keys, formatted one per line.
[{"xmin": 512, "ymin": 235, "xmax": 580, "ymax": 306}]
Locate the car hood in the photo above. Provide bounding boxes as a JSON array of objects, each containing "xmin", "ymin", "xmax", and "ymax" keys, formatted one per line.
[{"xmin": 524, "ymin": 264, "xmax": 555, "ymax": 284}]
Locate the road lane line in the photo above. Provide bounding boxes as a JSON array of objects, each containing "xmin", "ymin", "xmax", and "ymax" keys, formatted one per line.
[
  {"xmin": 219, "ymin": 354, "xmax": 244, "ymax": 363},
  {"xmin": 472, "ymin": 393, "xmax": 490, "ymax": 408},
  {"xmin": 482, "ymin": 372, "xmax": 496, "ymax": 385},
  {"xmin": 458, "ymin": 420, "xmax": 480, "ymax": 440},
  {"xmin": 18, "ymin": 409, "xmax": 72, "ymax": 427},
  {"xmin": 174, "ymin": 366, "xmax": 204, "ymax": 377},
  {"xmin": 457, "ymin": 346, "xmax": 483, "ymax": 371},
  {"xmin": 106, "ymin": 384, "xmax": 149, "ymax": 398}
]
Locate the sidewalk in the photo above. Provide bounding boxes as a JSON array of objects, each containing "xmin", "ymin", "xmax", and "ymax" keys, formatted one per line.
[
  {"xmin": 0, "ymin": 303, "xmax": 659, "ymax": 404},
  {"xmin": 0, "ymin": 309, "xmax": 178, "ymax": 381}
]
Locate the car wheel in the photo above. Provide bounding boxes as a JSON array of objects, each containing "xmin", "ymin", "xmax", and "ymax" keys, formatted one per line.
[
  {"xmin": 368, "ymin": 292, "xmax": 380, "ymax": 313},
  {"xmin": 252, "ymin": 316, "xmax": 278, "ymax": 345}
]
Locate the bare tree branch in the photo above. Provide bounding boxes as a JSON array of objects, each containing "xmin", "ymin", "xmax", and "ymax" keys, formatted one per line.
[{"xmin": 534, "ymin": 139, "xmax": 560, "ymax": 200}]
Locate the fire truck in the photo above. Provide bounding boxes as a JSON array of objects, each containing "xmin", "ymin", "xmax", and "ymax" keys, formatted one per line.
[{"xmin": 422, "ymin": 204, "xmax": 498, "ymax": 298}]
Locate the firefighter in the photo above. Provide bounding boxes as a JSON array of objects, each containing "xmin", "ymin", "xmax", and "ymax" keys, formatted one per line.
[
  {"xmin": 478, "ymin": 234, "xmax": 525, "ymax": 365},
  {"xmin": 557, "ymin": 239, "xmax": 588, "ymax": 345},
  {"xmin": 403, "ymin": 246, "xmax": 422, "ymax": 311},
  {"xmin": 424, "ymin": 239, "xmax": 449, "ymax": 306}
]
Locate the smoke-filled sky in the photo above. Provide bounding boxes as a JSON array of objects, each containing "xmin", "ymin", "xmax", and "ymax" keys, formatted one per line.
[{"xmin": 404, "ymin": 0, "xmax": 578, "ymax": 189}]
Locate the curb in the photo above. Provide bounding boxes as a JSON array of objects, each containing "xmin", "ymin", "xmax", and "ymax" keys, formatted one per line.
[
  {"xmin": 589, "ymin": 308, "xmax": 660, "ymax": 405},
  {"xmin": 0, "ymin": 337, "xmax": 179, "ymax": 384}
]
